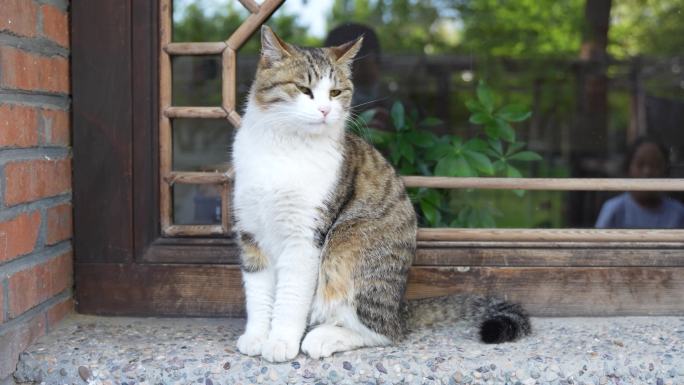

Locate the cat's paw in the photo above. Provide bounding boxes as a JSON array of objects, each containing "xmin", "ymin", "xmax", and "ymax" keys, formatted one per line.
[
  {"xmin": 236, "ymin": 332, "xmax": 266, "ymax": 356},
  {"xmin": 261, "ymin": 335, "xmax": 300, "ymax": 362},
  {"xmin": 301, "ymin": 327, "xmax": 342, "ymax": 359}
]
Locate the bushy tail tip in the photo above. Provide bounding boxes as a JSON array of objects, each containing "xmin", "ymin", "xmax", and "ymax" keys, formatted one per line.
[{"xmin": 479, "ymin": 316, "xmax": 522, "ymax": 343}]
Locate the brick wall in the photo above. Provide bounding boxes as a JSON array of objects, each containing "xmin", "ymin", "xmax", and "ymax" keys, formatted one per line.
[{"xmin": 0, "ymin": 0, "xmax": 72, "ymax": 381}]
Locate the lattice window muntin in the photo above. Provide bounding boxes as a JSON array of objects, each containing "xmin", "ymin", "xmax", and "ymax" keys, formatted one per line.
[{"xmin": 159, "ymin": 0, "xmax": 684, "ymax": 242}]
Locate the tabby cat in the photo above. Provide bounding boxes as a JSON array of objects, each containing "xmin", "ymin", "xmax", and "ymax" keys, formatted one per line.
[{"xmin": 231, "ymin": 26, "xmax": 531, "ymax": 363}]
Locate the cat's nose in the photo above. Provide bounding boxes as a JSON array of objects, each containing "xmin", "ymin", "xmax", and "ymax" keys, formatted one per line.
[{"xmin": 318, "ymin": 105, "xmax": 331, "ymax": 117}]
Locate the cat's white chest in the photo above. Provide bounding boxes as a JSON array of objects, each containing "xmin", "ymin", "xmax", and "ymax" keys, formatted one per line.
[{"xmin": 232, "ymin": 119, "xmax": 343, "ymax": 254}]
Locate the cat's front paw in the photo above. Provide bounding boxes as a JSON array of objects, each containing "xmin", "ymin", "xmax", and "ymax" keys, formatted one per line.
[
  {"xmin": 237, "ymin": 332, "xmax": 266, "ymax": 356},
  {"xmin": 261, "ymin": 335, "xmax": 300, "ymax": 362}
]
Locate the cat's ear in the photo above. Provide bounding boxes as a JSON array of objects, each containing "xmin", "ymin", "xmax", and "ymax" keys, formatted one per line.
[
  {"xmin": 330, "ymin": 36, "xmax": 364, "ymax": 64},
  {"xmin": 260, "ymin": 25, "xmax": 293, "ymax": 65}
]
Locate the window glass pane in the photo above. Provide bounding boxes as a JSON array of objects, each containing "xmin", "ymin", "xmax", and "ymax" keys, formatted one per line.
[
  {"xmin": 172, "ymin": 118, "xmax": 233, "ymax": 172},
  {"xmin": 173, "ymin": 184, "xmax": 222, "ymax": 225},
  {"xmin": 172, "ymin": 0, "xmax": 684, "ymax": 229},
  {"xmin": 172, "ymin": 56, "xmax": 221, "ymax": 106}
]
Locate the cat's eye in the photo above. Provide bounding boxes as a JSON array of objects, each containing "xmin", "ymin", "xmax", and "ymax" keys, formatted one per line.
[
  {"xmin": 330, "ymin": 89, "xmax": 342, "ymax": 97},
  {"xmin": 297, "ymin": 85, "xmax": 313, "ymax": 98}
]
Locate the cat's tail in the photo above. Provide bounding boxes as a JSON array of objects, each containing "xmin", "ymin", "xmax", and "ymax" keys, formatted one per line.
[{"xmin": 403, "ymin": 295, "xmax": 532, "ymax": 343}]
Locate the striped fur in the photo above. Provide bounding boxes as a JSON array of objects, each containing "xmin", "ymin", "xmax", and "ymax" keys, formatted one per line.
[{"xmin": 232, "ymin": 26, "xmax": 531, "ymax": 362}]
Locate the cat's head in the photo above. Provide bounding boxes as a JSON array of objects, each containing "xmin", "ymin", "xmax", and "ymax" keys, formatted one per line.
[{"xmin": 249, "ymin": 26, "xmax": 363, "ymax": 135}]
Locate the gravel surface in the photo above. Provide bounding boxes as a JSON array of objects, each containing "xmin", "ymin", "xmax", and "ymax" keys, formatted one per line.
[{"xmin": 13, "ymin": 314, "xmax": 684, "ymax": 385}]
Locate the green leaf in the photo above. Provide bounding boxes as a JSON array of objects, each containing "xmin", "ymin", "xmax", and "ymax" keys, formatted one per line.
[
  {"xmin": 463, "ymin": 150, "xmax": 494, "ymax": 175},
  {"xmin": 506, "ymin": 165, "xmax": 522, "ymax": 178},
  {"xmin": 358, "ymin": 109, "xmax": 376, "ymax": 124},
  {"xmin": 495, "ymin": 118, "xmax": 516, "ymax": 142},
  {"xmin": 407, "ymin": 131, "xmax": 435, "ymax": 148},
  {"xmin": 508, "ymin": 151, "xmax": 542, "ymax": 161},
  {"xmin": 488, "ymin": 139, "xmax": 503, "ymax": 156},
  {"xmin": 453, "ymin": 156, "xmax": 476, "ymax": 177},
  {"xmin": 399, "ymin": 140, "xmax": 415, "ymax": 164},
  {"xmin": 465, "ymin": 99, "xmax": 484, "ymax": 113},
  {"xmin": 423, "ymin": 189, "xmax": 442, "ymax": 207},
  {"xmin": 425, "ymin": 142, "xmax": 452, "ymax": 161},
  {"xmin": 391, "ymin": 101, "xmax": 405, "ymax": 130},
  {"xmin": 450, "ymin": 135, "xmax": 463, "ymax": 148},
  {"xmin": 419, "ymin": 189, "xmax": 442, "ymax": 226},
  {"xmin": 469, "ymin": 112, "xmax": 492, "ymax": 125},
  {"xmin": 496, "ymin": 104, "xmax": 532, "ymax": 122},
  {"xmin": 505, "ymin": 141, "xmax": 526, "ymax": 156},
  {"xmin": 435, "ymin": 156, "xmax": 474, "ymax": 177},
  {"xmin": 507, "ymin": 164, "xmax": 525, "ymax": 197},
  {"xmin": 420, "ymin": 117, "xmax": 443, "ymax": 127},
  {"xmin": 434, "ymin": 157, "xmax": 459, "ymax": 176},
  {"xmin": 493, "ymin": 159, "xmax": 507, "ymax": 174},
  {"xmin": 477, "ymin": 81, "xmax": 495, "ymax": 112},
  {"xmin": 464, "ymin": 138, "xmax": 489, "ymax": 152},
  {"xmin": 512, "ymin": 189, "xmax": 525, "ymax": 197},
  {"xmin": 368, "ymin": 128, "xmax": 392, "ymax": 145},
  {"xmin": 388, "ymin": 142, "xmax": 400, "ymax": 165},
  {"xmin": 484, "ymin": 122, "xmax": 501, "ymax": 140},
  {"xmin": 420, "ymin": 200, "xmax": 441, "ymax": 226}
]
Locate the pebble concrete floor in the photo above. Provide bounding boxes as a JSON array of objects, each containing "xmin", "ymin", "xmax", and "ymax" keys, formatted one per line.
[{"xmin": 12, "ymin": 314, "xmax": 684, "ymax": 385}]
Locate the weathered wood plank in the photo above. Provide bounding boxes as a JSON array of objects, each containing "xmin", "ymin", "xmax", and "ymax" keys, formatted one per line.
[
  {"xmin": 72, "ymin": 0, "xmax": 133, "ymax": 262},
  {"xmin": 415, "ymin": 244, "xmax": 684, "ymax": 266},
  {"xmin": 75, "ymin": 264, "xmax": 684, "ymax": 317},
  {"xmin": 406, "ymin": 267, "xmax": 684, "ymax": 316},
  {"xmin": 164, "ymin": 42, "xmax": 227, "ymax": 55},
  {"xmin": 402, "ymin": 176, "xmax": 684, "ymax": 191},
  {"xmin": 418, "ymin": 228, "xmax": 684, "ymax": 242}
]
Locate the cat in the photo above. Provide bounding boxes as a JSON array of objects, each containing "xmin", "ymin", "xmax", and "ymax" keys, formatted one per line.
[{"xmin": 231, "ymin": 25, "xmax": 531, "ymax": 363}]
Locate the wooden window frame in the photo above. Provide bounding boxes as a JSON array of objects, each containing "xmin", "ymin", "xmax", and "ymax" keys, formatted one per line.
[{"xmin": 72, "ymin": 0, "xmax": 684, "ymax": 317}]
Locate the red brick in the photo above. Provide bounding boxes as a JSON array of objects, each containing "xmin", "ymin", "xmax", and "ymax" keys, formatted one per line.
[
  {"xmin": 46, "ymin": 298, "xmax": 73, "ymax": 329},
  {"xmin": 0, "ymin": 104, "xmax": 40, "ymax": 147},
  {"xmin": 0, "ymin": 312, "xmax": 46, "ymax": 378},
  {"xmin": 46, "ymin": 203, "xmax": 72, "ymax": 245},
  {"xmin": 4, "ymin": 158, "xmax": 72, "ymax": 206},
  {"xmin": 40, "ymin": 4, "xmax": 69, "ymax": 48},
  {"xmin": 0, "ymin": 0, "xmax": 38, "ymax": 38},
  {"xmin": 0, "ymin": 211, "xmax": 41, "ymax": 263},
  {"xmin": 0, "ymin": 46, "xmax": 69, "ymax": 93},
  {"xmin": 41, "ymin": 109, "xmax": 70, "ymax": 146},
  {"xmin": 8, "ymin": 251, "xmax": 72, "ymax": 318}
]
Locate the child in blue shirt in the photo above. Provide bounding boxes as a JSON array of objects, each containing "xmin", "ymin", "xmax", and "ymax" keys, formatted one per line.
[{"xmin": 595, "ymin": 137, "xmax": 684, "ymax": 228}]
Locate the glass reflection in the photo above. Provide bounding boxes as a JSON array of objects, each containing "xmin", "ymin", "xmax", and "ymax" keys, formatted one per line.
[
  {"xmin": 171, "ymin": 0, "xmax": 684, "ymax": 228},
  {"xmin": 596, "ymin": 137, "xmax": 684, "ymax": 228}
]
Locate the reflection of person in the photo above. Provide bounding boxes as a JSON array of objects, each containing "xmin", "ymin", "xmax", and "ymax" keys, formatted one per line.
[
  {"xmin": 595, "ymin": 137, "xmax": 684, "ymax": 228},
  {"xmin": 324, "ymin": 23, "xmax": 389, "ymax": 131}
]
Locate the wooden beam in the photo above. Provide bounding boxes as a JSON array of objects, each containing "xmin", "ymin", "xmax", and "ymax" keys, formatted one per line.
[
  {"xmin": 76, "ymin": 263, "xmax": 684, "ymax": 317},
  {"xmin": 159, "ymin": 0, "xmax": 172, "ymax": 232},
  {"xmin": 164, "ymin": 42, "xmax": 227, "ymax": 55},
  {"xmin": 418, "ymin": 228, "xmax": 684, "ymax": 243},
  {"xmin": 402, "ymin": 176, "xmax": 684, "ymax": 191},
  {"xmin": 222, "ymin": 48, "xmax": 237, "ymax": 113},
  {"xmin": 165, "ymin": 171, "xmax": 233, "ymax": 185},
  {"xmin": 164, "ymin": 224, "xmax": 226, "ymax": 237},
  {"xmin": 164, "ymin": 107, "xmax": 227, "ymax": 119}
]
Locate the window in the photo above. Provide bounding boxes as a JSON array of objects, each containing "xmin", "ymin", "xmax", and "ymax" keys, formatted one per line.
[
  {"xmin": 71, "ymin": 0, "xmax": 684, "ymax": 317},
  {"xmin": 161, "ymin": 0, "xmax": 684, "ymax": 242}
]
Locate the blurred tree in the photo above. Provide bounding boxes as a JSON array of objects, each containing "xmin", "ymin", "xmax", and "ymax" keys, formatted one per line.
[
  {"xmin": 609, "ymin": 0, "xmax": 684, "ymax": 58},
  {"xmin": 172, "ymin": 1, "xmax": 320, "ymax": 52},
  {"xmin": 329, "ymin": 0, "xmax": 461, "ymax": 53},
  {"xmin": 454, "ymin": 0, "xmax": 585, "ymax": 58}
]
